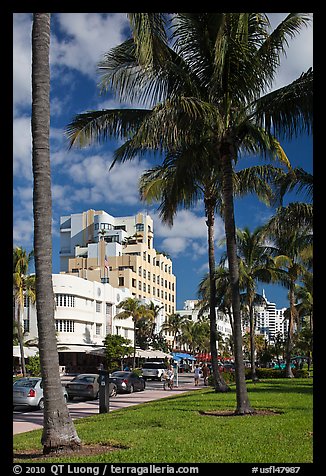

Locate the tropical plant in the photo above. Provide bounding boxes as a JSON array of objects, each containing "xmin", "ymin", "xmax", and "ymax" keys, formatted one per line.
[
  {"xmin": 31, "ymin": 13, "xmax": 80, "ymax": 453},
  {"xmin": 233, "ymin": 226, "xmax": 277, "ymax": 381},
  {"xmin": 66, "ymin": 13, "xmax": 313, "ymax": 414},
  {"xmin": 103, "ymin": 334, "xmax": 133, "ymax": 371},
  {"xmin": 140, "ymin": 148, "xmax": 283, "ymax": 392},
  {"xmin": 115, "ymin": 297, "xmax": 155, "ymax": 367},
  {"xmin": 262, "ymin": 220, "xmax": 312, "ymax": 377},
  {"xmin": 25, "ymin": 354, "xmax": 41, "ymax": 376},
  {"xmin": 160, "ymin": 312, "xmax": 191, "ymax": 351},
  {"xmin": 13, "ymin": 247, "xmax": 36, "ymax": 377}
]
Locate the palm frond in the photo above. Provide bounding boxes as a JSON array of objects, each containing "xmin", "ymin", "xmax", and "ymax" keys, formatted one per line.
[
  {"xmin": 128, "ymin": 13, "xmax": 171, "ymax": 68},
  {"xmin": 253, "ymin": 68, "xmax": 313, "ymax": 140},
  {"xmin": 256, "ymin": 13, "xmax": 312, "ymax": 91},
  {"xmin": 65, "ymin": 109, "xmax": 151, "ymax": 149}
]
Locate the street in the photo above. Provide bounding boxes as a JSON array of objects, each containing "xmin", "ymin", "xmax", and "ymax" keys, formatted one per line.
[{"xmin": 13, "ymin": 373, "xmax": 198, "ymax": 435}]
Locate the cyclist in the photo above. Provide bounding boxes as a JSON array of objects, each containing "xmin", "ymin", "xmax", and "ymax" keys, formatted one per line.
[{"xmin": 163, "ymin": 365, "xmax": 174, "ymax": 390}]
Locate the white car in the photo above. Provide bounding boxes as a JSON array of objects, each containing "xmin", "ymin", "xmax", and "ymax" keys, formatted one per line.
[
  {"xmin": 13, "ymin": 377, "xmax": 68, "ymax": 410},
  {"xmin": 141, "ymin": 362, "xmax": 167, "ymax": 381}
]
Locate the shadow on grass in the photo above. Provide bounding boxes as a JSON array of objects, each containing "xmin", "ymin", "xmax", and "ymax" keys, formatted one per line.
[{"xmin": 247, "ymin": 382, "xmax": 313, "ymax": 395}]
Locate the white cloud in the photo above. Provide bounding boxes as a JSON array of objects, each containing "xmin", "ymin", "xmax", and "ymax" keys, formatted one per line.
[
  {"xmin": 62, "ymin": 152, "xmax": 150, "ymax": 206},
  {"xmin": 51, "ymin": 13, "xmax": 129, "ymax": 78},
  {"xmin": 13, "ymin": 116, "xmax": 32, "ymax": 181},
  {"xmin": 149, "ymin": 209, "xmax": 225, "ymax": 259},
  {"xmin": 267, "ymin": 13, "xmax": 313, "ymax": 90},
  {"xmin": 13, "ymin": 14, "xmax": 32, "ymax": 115}
]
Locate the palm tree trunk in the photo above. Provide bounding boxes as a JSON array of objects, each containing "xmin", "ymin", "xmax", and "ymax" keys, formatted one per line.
[
  {"xmin": 249, "ymin": 303, "xmax": 258, "ymax": 382},
  {"xmin": 220, "ymin": 149, "xmax": 253, "ymax": 413},
  {"xmin": 32, "ymin": 13, "xmax": 81, "ymax": 454},
  {"xmin": 285, "ymin": 283, "xmax": 296, "ymax": 378},
  {"xmin": 16, "ymin": 301, "xmax": 26, "ymax": 377},
  {"xmin": 133, "ymin": 320, "xmax": 137, "ymax": 369},
  {"xmin": 205, "ymin": 198, "xmax": 229, "ymax": 393}
]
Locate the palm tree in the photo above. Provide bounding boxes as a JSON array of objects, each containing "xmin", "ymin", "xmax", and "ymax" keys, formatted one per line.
[
  {"xmin": 233, "ymin": 226, "xmax": 277, "ymax": 381},
  {"xmin": 31, "ymin": 13, "xmax": 80, "ymax": 453},
  {"xmin": 147, "ymin": 300, "xmax": 164, "ymax": 341},
  {"xmin": 263, "ymin": 219, "xmax": 312, "ymax": 377},
  {"xmin": 115, "ymin": 297, "xmax": 155, "ymax": 367},
  {"xmin": 160, "ymin": 313, "xmax": 191, "ymax": 351},
  {"xmin": 13, "ymin": 247, "xmax": 35, "ymax": 376},
  {"xmin": 66, "ymin": 13, "xmax": 312, "ymax": 414}
]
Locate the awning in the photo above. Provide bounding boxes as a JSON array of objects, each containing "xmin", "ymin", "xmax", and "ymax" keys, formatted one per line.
[
  {"xmin": 196, "ymin": 353, "xmax": 211, "ymax": 361},
  {"xmin": 13, "ymin": 346, "xmax": 38, "ymax": 358},
  {"xmin": 57, "ymin": 344, "xmax": 104, "ymax": 354},
  {"xmin": 171, "ymin": 352, "xmax": 196, "ymax": 361},
  {"xmin": 135, "ymin": 349, "xmax": 171, "ymax": 359}
]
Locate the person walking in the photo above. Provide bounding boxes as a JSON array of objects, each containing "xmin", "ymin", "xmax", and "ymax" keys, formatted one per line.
[
  {"xmin": 194, "ymin": 364, "xmax": 201, "ymax": 386},
  {"xmin": 202, "ymin": 363, "xmax": 210, "ymax": 386}
]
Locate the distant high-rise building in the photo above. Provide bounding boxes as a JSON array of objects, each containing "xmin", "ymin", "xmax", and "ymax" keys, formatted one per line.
[{"xmin": 255, "ymin": 289, "xmax": 288, "ymax": 342}]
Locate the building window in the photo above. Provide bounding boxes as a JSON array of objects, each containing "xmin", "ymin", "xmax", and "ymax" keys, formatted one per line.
[
  {"xmin": 96, "ymin": 324, "xmax": 101, "ymax": 335},
  {"xmin": 136, "ymin": 223, "xmax": 144, "ymax": 232},
  {"xmin": 139, "ymin": 267, "xmax": 142, "ymax": 276},
  {"xmin": 55, "ymin": 320, "xmax": 74, "ymax": 332},
  {"xmin": 119, "ymin": 277, "xmax": 125, "ymax": 287},
  {"xmin": 106, "ymin": 303, "xmax": 112, "ymax": 316},
  {"xmin": 96, "ymin": 301, "xmax": 101, "ymax": 312},
  {"xmin": 55, "ymin": 294, "xmax": 75, "ymax": 307}
]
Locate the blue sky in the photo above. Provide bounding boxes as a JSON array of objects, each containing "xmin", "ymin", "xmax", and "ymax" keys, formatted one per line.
[{"xmin": 13, "ymin": 13, "xmax": 313, "ymax": 311}]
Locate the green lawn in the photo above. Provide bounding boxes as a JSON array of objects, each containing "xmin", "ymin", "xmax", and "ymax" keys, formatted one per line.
[{"xmin": 13, "ymin": 378, "xmax": 313, "ymax": 463}]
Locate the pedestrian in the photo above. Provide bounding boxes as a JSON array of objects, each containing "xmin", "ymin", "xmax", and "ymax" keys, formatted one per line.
[
  {"xmin": 194, "ymin": 364, "xmax": 201, "ymax": 386},
  {"xmin": 202, "ymin": 363, "xmax": 210, "ymax": 386}
]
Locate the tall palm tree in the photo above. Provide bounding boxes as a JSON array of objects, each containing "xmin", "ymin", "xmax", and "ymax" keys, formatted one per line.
[
  {"xmin": 115, "ymin": 297, "xmax": 155, "ymax": 367},
  {"xmin": 66, "ymin": 13, "xmax": 312, "ymax": 414},
  {"xmin": 140, "ymin": 152, "xmax": 282, "ymax": 391},
  {"xmin": 13, "ymin": 247, "xmax": 35, "ymax": 376},
  {"xmin": 31, "ymin": 13, "xmax": 80, "ymax": 453}
]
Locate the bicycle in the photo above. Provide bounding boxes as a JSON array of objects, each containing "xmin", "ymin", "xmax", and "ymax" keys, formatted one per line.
[{"xmin": 163, "ymin": 374, "xmax": 174, "ymax": 390}]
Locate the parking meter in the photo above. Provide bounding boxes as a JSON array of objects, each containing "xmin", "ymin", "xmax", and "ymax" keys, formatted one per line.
[{"xmin": 98, "ymin": 368, "xmax": 109, "ymax": 413}]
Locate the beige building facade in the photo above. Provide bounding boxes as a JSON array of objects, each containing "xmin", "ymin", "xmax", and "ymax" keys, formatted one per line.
[{"xmin": 60, "ymin": 210, "xmax": 176, "ymax": 331}]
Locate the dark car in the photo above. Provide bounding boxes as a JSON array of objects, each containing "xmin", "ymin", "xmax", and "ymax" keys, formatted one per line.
[
  {"xmin": 222, "ymin": 363, "xmax": 235, "ymax": 373},
  {"xmin": 65, "ymin": 373, "xmax": 117, "ymax": 401},
  {"xmin": 108, "ymin": 371, "xmax": 146, "ymax": 393}
]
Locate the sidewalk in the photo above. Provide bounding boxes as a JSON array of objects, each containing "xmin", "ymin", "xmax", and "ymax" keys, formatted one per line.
[{"xmin": 13, "ymin": 380, "xmax": 201, "ymax": 435}]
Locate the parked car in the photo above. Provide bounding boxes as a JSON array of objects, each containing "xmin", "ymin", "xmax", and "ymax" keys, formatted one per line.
[
  {"xmin": 141, "ymin": 362, "xmax": 167, "ymax": 381},
  {"xmin": 108, "ymin": 371, "xmax": 146, "ymax": 393},
  {"xmin": 13, "ymin": 377, "xmax": 68, "ymax": 410},
  {"xmin": 222, "ymin": 363, "xmax": 235, "ymax": 373},
  {"xmin": 65, "ymin": 373, "xmax": 117, "ymax": 401}
]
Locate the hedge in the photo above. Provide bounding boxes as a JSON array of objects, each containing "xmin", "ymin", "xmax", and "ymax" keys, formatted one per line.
[{"xmin": 207, "ymin": 367, "xmax": 309, "ymax": 386}]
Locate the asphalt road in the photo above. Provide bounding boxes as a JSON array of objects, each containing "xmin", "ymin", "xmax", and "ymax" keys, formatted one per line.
[{"xmin": 13, "ymin": 373, "xmax": 199, "ymax": 435}]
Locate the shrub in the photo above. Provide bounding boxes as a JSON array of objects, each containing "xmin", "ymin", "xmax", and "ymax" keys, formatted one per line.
[{"xmin": 245, "ymin": 367, "xmax": 310, "ymax": 379}]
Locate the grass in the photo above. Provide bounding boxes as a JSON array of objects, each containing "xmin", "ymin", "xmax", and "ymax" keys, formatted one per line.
[{"xmin": 13, "ymin": 378, "xmax": 313, "ymax": 463}]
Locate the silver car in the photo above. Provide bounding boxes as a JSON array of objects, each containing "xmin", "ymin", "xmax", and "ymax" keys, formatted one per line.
[{"xmin": 13, "ymin": 377, "xmax": 68, "ymax": 410}]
